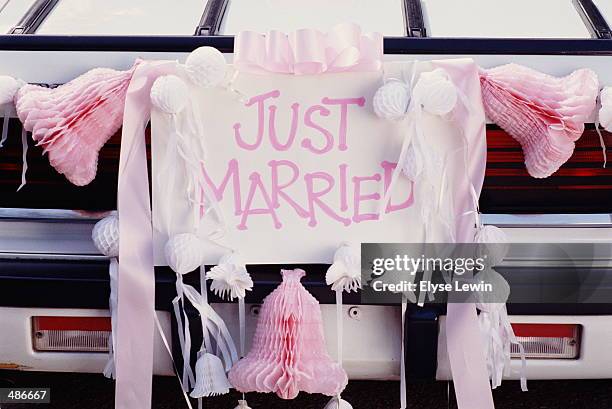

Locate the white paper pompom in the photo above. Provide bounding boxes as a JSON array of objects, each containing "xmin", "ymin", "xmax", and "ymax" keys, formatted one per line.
[
  {"xmin": 599, "ymin": 86, "xmax": 612, "ymax": 132},
  {"xmin": 475, "ymin": 225, "xmax": 507, "ymax": 244},
  {"xmin": 0, "ymin": 76, "xmax": 24, "ymax": 106},
  {"xmin": 234, "ymin": 400, "xmax": 251, "ymax": 409},
  {"xmin": 413, "ymin": 69, "xmax": 457, "ymax": 116},
  {"xmin": 150, "ymin": 75, "xmax": 188, "ymax": 114},
  {"xmin": 92, "ymin": 214, "xmax": 119, "ymax": 258},
  {"xmin": 475, "ymin": 225, "xmax": 509, "ymax": 267},
  {"xmin": 207, "ymin": 252, "xmax": 253, "ymax": 300},
  {"xmin": 475, "ymin": 269, "xmax": 510, "ymax": 309},
  {"xmin": 164, "ymin": 233, "xmax": 205, "ymax": 275},
  {"xmin": 373, "ymin": 80, "xmax": 411, "ymax": 120},
  {"xmin": 185, "ymin": 46, "xmax": 227, "ymax": 88}
]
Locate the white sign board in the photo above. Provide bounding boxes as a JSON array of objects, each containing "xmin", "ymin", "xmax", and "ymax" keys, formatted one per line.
[{"xmin": 152, "ymin": 63, "xmax": 466, "ymax": 265}]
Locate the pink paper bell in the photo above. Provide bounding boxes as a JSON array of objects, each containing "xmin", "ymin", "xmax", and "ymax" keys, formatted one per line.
[
  {"xmin": 228, "ymin": 268, "xmax": 347, "ymax": 400},
  {"xmin": 15, "ymin": 64, "xmax": 138, "ymax": 185},
  {"xmin": 480, "ymin": 64, "xmax": 598, "ymax": 178}
]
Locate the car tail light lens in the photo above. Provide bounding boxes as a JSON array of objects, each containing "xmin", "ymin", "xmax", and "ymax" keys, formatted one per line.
[
  {"xmin": 32, "ymin": 316, "xmax": 111, "ymax": 352},
  {"xmin": 510, "ymin": 323, "xmax": 580, "ymax": 359}
]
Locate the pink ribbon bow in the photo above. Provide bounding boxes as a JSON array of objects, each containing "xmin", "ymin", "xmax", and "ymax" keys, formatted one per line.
[{"xmin": 234, "ymin": 22, "xmax": 383, "ymax": 75}]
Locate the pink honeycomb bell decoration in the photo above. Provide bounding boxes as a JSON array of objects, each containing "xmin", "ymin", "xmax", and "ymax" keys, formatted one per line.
[
  {"xmin": 15, "ymin": 63, "xmax": 139, "ymax": 186},
  {"xmin": 480, "ymin": 63, "xmax": 598, "ymax": 178},
  {"xmin": 228, "ymin": 269, "xmax": 348, "ymax": 400}
]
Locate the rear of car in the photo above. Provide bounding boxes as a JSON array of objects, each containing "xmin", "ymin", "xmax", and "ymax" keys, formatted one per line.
[{"xmin": 0, "ymin": 0, "xmax": 611, "ymax": 385}]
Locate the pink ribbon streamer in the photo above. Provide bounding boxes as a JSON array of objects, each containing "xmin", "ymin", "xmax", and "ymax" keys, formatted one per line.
[
  {"xmin": 433, "ymin": 59, "xmax": 495, "ymax": 409},
  {"xmin": 116, "ymin": 60, "xmax": 178, "ymax": 409},
  {"xmin": 234, "ymin": 22, "xmax": 383, "ymax": 75}
]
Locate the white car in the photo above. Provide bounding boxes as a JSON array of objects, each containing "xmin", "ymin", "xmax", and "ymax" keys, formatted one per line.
[{"xmin": 0, "ymin": 0, "xmax": 611, "ymax": 387}]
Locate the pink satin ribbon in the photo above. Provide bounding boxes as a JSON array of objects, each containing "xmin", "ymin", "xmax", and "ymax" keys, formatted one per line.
[
  {"xmin": 116, "ymin": 60, "xmax": 178, "ymax": 409},
  {"xmin": 234, "ymin": 22, "xmax": 383, "ymax": 75},
  {"xmin": 433, "ymin": 59, "xmax": 495, "ymax": 409}
]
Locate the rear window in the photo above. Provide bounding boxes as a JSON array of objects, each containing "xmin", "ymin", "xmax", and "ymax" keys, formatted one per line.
[
  {"xmin": 421, "ymin": 0, "xmax": 591, "ymax": 38},
  {"xmin": 0, "ymin": 0, "xmax": 37, "ymax": 33},
  {"xmin": 36, "ymin": 0, "xmax": 208, "ymax": 35},
  {"xmin": 219, "ymin": 0, "xmax": 406, "ymax": 35}
]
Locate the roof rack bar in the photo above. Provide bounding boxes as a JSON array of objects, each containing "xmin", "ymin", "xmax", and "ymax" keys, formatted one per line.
[
  {"xmin": 403, "ymin": 0, "xmax": 427, "ymax": 37},
  {"xmin": 9, "ymin": 0, "xmax": 59, "ymax": 34},
  {"xmin": 573, "ymin": 0, "xmax": 612, "ymax": 39},
  {"xmin": 195, "ymin": 0, "xmax": 229, "ymax": 36}
]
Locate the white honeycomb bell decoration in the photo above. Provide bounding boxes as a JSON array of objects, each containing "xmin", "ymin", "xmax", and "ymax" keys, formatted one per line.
[
  {"xmin": 189, "ymin": 352, "xmax": 232, "ymax": 398},
  {"xmin": 150, "ymin": 75, "xmax": 188, "ymax": 114},
  {"xmin": 92, "ymin": 214, "xmax": 119, "ymax": 258},
  {"xmin": 373, "ymin": 80, "xmax": 411, "ymax": 121},
  {"xmin": 413, "ymin": 68, "xmax": 458, "ymax": 116},
  {"xmin": 164, "ymin": 233, "xmax": 206, "ymax": 275},
  {"xmin": 184, "ymin": 46, "xmax": 227, "ymax": 88}
]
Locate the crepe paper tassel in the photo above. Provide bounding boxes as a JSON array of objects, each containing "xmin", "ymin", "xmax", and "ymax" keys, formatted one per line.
[
  {"xmin": 413, "ymin": 68, "xmax": 458, "ymax": 116},
  {"xmin": 373, "ymin": 80, "xmax": 411, "ymax": 121},
  {"xmin": 229, "ymin": 269, "xmax": 348, "ymax": 400},
  {"xmin": 480, "ymin": 63, "xmax": 598, "ymax": 178},
  {"xmin": 184, "ymin": 46, "xmax": 228, "ymax": 88},
  {"xmin": 474, "ymin": 225, "xmax": 528, "ymax": 392},
  {"xmin": 91, "ymin": 214, "xmax": 120, "ymax": 379},
  {"xmin": 151, "ymin": 74, "xmax": 221, "ymax": 241},
  {"xmin": 15, "ymin": 64, "xmax": 138, "ymax": 186},
  {"xmin": 165, "ymin": 233, "xmax": 202, "ymax": 389}
]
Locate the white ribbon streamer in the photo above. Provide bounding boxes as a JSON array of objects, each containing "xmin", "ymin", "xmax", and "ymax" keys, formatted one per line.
[
  {"xmin": 172, "ymin": 274, "xmax": 196, "ymax": 391},
  {"xmin": 103, "ymin": 258, "xmax": 119, "ymax": 379},
  {"xmin": 1, "ymin": 107, "xmax": 9, "ymax": 147},
  {"xmin": 17, "ymin": 127, "xmax": 27, "ymax": 191},
  {"xmin": 400, "ymin": 296, "xmax": 407, "ymax": 409}
]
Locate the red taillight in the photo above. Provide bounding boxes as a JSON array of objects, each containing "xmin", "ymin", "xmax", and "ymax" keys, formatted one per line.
[
  {"xmin": 32, "ymin": 316, "xmax": 111, "ymax": 352},
  {"xmin": 482, "ymin": 126, "xmax": 612, "ymax": 212},
  {"xmin": 510, "ymin": 323, "xmax": 581, "ymax": 359}
]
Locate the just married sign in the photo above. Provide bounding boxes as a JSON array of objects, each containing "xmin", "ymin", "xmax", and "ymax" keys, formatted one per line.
[{"xmin": 151, "ymin": 66, "xmax": 465, "ymax": 264}]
